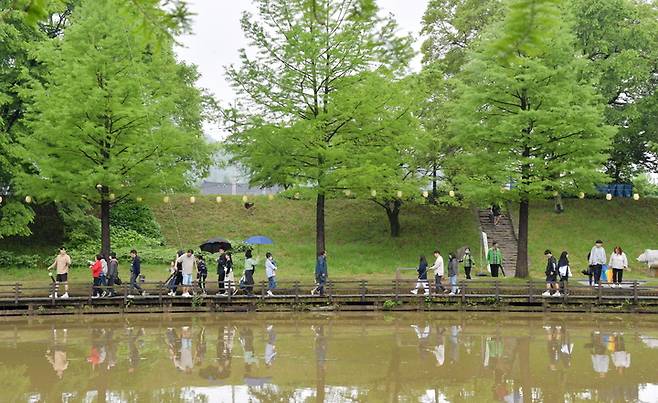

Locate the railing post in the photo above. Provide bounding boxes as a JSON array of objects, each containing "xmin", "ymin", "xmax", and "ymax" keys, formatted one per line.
[
  {"xmin": 394, "ymin": 278, "xmax": 399, "ymax": 302},
  {"xmin": 261, "ymin": 280, "xmax": 266, "ymax": 299},
  {"xmin": 360, "ymin": 280, "xmax": 366, "ymax": 303},
  {"xmin": 528, "ymin": 281, "xmax": 533, "ymax": 303},
  {"xmin": 158, "ymin": 281, "xmax": 163, "ymax": 306},
  {"xmin": 461, "ymin": 281, "xmax": 466, "ymax": 303},
  {"xmin": 328, "ymin": 280, "xmax": 333, "ymax": 303},
  {"xmin": 51, "ymin": 282, "xmax": 56, "ymax": 306},
  {"xmin": 597, "ymin": 283, "xmax": 602, "ymax": 304},
  {"xmin": 495, "ymin": 280, "xmax": 500, "ymax": 302},
  {"xmin": 294, "ymin": 281, "xmax": 300, "ymax": 303},
  {"xmin": 14, "ymin": 283, "xmax": 19, "ymax": 305},
  {"xmin": 633, "ymin": 281, "xmax": 638, "ymax": 305},
  {"xmin": 227, "ymin": 280, "xmax": 232, "ymax": 303}
]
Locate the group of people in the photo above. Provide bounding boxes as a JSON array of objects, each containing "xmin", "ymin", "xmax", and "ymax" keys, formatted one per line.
[
  {"xmin": 165, "ymin": 248, "xmax": 279, "ymax": 297},
  {"xmin": 411, "ymin": 247, "xmax": 478, "ymax": 296}
]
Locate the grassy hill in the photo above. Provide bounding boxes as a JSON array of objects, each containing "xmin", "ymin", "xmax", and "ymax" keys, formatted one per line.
[{"xmin": 150, "ymin": 195, "xmax": 481, "ymax": 280}]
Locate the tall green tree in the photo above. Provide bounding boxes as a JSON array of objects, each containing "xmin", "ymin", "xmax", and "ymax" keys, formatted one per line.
[
  {"xmin": 450, "ymin": 0, "xmax": 615, "ymax": 277},
  {"xmin": 422, "ymin": 0, "xmax": 658, "ymax": 182},
  {"xmin": 18, "ymin": 0, "xmax": 213, "ymax": 256},
  {"xmin": 224, "ymin": 0, "xmax": 413, "ymax": 254}
]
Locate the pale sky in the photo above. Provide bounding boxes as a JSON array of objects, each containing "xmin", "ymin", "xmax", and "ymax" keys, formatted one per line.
[{"xmin": 175, "ymin": 0, "xmax": 430, "ymax": 139}]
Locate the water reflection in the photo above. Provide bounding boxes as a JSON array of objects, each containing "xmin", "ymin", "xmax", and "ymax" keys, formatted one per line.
[{"xmin": 0, "ymin": 313, "xmax": 657, "ymax": 402}]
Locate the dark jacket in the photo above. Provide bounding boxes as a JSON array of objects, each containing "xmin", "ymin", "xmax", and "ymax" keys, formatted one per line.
[
  {"xmin": 131, "ymin": 256, "xmax": 141, "ymax": 275},
  {"xmin": 448, "ymin": 258, "xmax": 458, "ymax": 277},
  {"xmin": 198, "ymin": 259, "xmax": 207, "ymax": 275},
  {"xmin": 108, "ymin": 258, "xmax": 119, "ymax": 279},
  {"xmin": 315, "ymin": 255, "xmax": 327, "ymax": 279},
  {"xmin": 217, "ymin": 254, "xmax": 228, "ymax": 275},
  {"xmin": 417, "ymin": 261, "xmax": 428, "ymax": 280},
  {"xmin": 545, "ymin": 256, "xmax": 557, "ymax": 277}
]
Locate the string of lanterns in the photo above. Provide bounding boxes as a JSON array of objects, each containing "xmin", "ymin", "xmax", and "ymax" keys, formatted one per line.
[{"xmin": 0, "ymin": 189, "xmax": 643, "ymax": 205}]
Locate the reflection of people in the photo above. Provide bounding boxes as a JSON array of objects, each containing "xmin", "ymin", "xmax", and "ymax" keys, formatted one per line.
[
  {"xmin": 239, "ymin": 327, "xmax": 258, "ymax": 374},
  {"xmin": 432, "ymin": 326, "xmax": 445, "ymax": 366},
  {"xmin": 313, "ymin": 324, "xmax": 328, "ymax": 403},
  {"xmin": 264, "ymin": 325, "xmax": 277, "ymax": 367},
  {"xmin": 589, "ymin": 332, "xmax": 609, "ymax": 377},
  {"xmin": 546, "ymin": 326, "xmax": 561, "ymax": 371},
  {"xmin": 45, "ymin": 328, "xmax": 68, "ymax": 378},
  {"xmin": 176, "ymin": 326, "xmax": 194, "ymax": 373},
  {"xmin": 611, "ymin": 333, "xmax": 630, "ymax": 373},
  {"xmin": 447, "ymin": 325, "xmax": 461, "ymax": 364},
  {"xmin": 127, "ymin": 327, "xmax": 143, "ymax": 373}
]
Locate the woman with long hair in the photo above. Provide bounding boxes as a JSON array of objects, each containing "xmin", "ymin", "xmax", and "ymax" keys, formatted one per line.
[
  {"xmin": 411, "ymin": 255, "xmax": 429, "ymax": 295},
  {"xmin": 609, "ymin": 246, "xmax": 628, "ymax": 288}
]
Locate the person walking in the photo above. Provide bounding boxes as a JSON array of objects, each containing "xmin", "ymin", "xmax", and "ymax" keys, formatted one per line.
[
  {"xmin": 542, "ymin": 250, "xmax": 560, "ymax": 297},
  {"xmin": 312, "ymin": 250, "xmax": 328, "ymax": 296},
  {"xmin": 411, "ymin": 255, "xmax": 429, "ymax": 295},
  {"xmin": 242, "ymin": 249, "xmax": 257, "ymax": 296},
  {"xmin": 265, "ymin": 252, "xmax": 277, "ymax": 297},
  {"xmin": 107, "ymin": 252, "xmax": 119, "ymax": 297},
  {"xmin": 588, "ymin": 240, "xmax": 607, "ymax": 286},
  {"xmin": 447, "ymin": 252, "xmax": 459, "ymax": 296},
  {"xmin": 217, "ymin": 248, "xmax": 228, "ymax": 295},
  {"xmin": 128, "ymin": 249, "xmax": 144, "ymax": 297},
  {"xmin": 487, "ymin": 242, "xmax": 503, "ymax": 278},
  {"xmin": 609, "ymin": 246, "xmax": 628, "ymax": 288},
  {"xmin": 428, "ymin": 250, "xmax": 445, "ymax": 293},
  {"xmin": 557, "ymin": 251, "xmax": 571, "ymax": 294},
  {"xmin": 197, "ymin": 255, "xmax": 208, "ymax": 295},
  {"xmin": 176, "ymin": 249, "xmax": 197, "ymax": 297},
  {"xmin": 47, "ymin": 247, "xmax": 71, "ymax": 299},
  {"xmin": 225, "ymin": 252, "xmax": 235, "ymax": 295},
  {"xmin": 99, "ymin": 254, "xmax": 109, "ymax": 297},
  {"xmin": 460, "ymin": 247, "xmax": 474, "ymax": 280},
  {"xmin": 89, "ymin": 255, "xmax": 103, "ymax": 298}
]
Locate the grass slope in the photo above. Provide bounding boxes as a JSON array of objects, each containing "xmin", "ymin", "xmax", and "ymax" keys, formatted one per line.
[
  {"xmin": 526, "ymin": 198, "xmax": 658, "ymax": 279},
  {"xmin": 151, "ymin": 195, "xmax": 481, "ymax": 280}
]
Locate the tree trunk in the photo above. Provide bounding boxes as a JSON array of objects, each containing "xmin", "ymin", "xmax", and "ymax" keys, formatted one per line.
[
  {"xmin": 553, "ymin": 193, "xmax": 564, "ymax": 213},
  {"xmin": 385, "ymin": 200, "xmax": 402, "ymax": 237},
  {"xmin": 432, "ymin": 161, "xmax": 438, "ymax": 198},
  {"xmin": 316, "ymin": 192, "xmax": 325, "ymax": 256},
  {"xmin": 515, "ymin": 198, "xmax": 529, "ymax": 278},
  {"xmin": 100, "ymin": 197, "xmax": 111, "ymax": 258}
]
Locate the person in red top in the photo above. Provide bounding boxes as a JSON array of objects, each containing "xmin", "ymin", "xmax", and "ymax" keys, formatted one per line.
[{"xmin": 90, "ymin": 255, "xmax": 103, "ymax": 298}]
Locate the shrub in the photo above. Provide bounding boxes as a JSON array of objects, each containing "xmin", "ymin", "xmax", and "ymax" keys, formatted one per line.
[
  {"xmin": 0, "ymin": 251, "xmax": 42, "ymax": 269},
  {"xmin": 110, "ymin": 200, "xmax": 163, "ymax": 241}
]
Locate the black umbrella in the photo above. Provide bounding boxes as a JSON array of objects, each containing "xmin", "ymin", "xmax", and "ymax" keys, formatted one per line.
[{"xmin": 199, "ymin": 237, "xmax": 232, "ymax": 253}]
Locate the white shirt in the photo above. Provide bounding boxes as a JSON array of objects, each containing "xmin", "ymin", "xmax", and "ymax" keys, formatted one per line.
[
  {"xmin": 609, "ymin": 252, "xmax": 628, "ymax": 270},
  {"xmin": 589, "ymin": 246, "xmax": 607, "ymax": 265},
  {"xmin": 612, "ymin": 351, "xmax": 631, "ymax": 368},
  {"xmin": 429, "ymin": 255, "xmax": 444, "ymax": 276},
  {"xmin": 265, "ymin": 258, "xmax": 277, "ymax": 278}
]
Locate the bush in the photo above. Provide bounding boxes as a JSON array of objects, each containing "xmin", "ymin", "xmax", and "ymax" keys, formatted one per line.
[
  {"xmin": 0, "ymin": 251, "xmax": 42, "ymax": 269},
  {"xmin": 110, "ymin": 200, "xmax": 163, "ymax": 241}
]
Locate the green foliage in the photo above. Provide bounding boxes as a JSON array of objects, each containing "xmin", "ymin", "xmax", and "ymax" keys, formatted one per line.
[
  {"xmin": 57, "ymin": 202, "xmax": 100, "ymax": 246},
  {"xmin": 633, "ymin": 174, "xmax": 658, "ymax": 198},
  {"xmin": 0, "ymin": 201, "xmax": 35, "ymax": 238},
  {"xmin": 110, "ymin": 200, "xmax": 163, "ymax": 241},
  {"xmin": 0, "ymin": 250, "xmax": 41, "ymax": 268}
]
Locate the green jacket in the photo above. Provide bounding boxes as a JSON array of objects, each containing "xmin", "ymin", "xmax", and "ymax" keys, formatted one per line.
[{"xmin": 487, "ymin": 248, "xmax": 503, "ymax": 265}]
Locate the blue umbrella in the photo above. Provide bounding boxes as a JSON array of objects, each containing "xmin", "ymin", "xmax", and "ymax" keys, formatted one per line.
[{"xmin": 244, "ymin": 235, "xmax": 274, "ymax": 245}]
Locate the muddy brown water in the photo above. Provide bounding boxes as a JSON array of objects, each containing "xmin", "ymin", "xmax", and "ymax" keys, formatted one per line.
[{"xmin": 1, "ymin": 312, "xmax": 657, "ymax": 402}]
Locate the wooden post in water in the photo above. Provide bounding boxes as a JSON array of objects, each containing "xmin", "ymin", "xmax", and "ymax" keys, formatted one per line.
[{"xmin": 633, "ymin": 281, "xmax": 638, "ymax": 305}]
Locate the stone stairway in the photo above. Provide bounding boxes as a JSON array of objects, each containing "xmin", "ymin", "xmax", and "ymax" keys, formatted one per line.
[{"xmin": 478, "ymin": 209, "xmax": 518, "ymax": 277}]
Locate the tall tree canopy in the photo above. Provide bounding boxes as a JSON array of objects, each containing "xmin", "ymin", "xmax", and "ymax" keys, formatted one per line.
[
  {"xmin": 422, "ymin": 0, "xmax": 658, "ymax": 183},
  {"xmin": 18, "ymin": 0, "xmax": 213, "ymax": 256},
  {"xmin": 450, "ymin": 0, "xmax": 616, "ymax": 277},
  {"xmin": 224, "ymin": 0, "xmax": 414, "ymax": 254}
]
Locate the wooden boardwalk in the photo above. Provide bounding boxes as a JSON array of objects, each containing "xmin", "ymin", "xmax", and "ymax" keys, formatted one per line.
[{"xmin": 2, "ymin": 279, "xmax": 658, "ymax": 316}]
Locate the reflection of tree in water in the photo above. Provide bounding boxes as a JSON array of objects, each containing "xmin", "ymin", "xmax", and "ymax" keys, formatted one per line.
[
  {"xmin": 0, "ymin": 364, "xmax": 31, "ymax": 402},
  {"xmin": 150, "ymin": 387, "xmax": 209, "ymax": 403},
  {"xmin": 313, "ymin": 324, "xmax": 328, "ymax": 403},
  {"xmin": 248, "ymin": 384, "xmax": 297, "ymax": 403}
]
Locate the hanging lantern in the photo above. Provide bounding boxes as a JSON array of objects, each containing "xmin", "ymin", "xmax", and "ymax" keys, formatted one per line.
[
  {"xmin": 553, "ymin": 191, "xmax": 559, "ymax": 197},
  {"xmin": 25, "ymin": 196, "xmax": 32, "ymax": 204},
  {"xmin": 605, "ymin": 193, "xmax": 612, "ymax": 201},
  {"xmin": 0, "ymin": 196, "xmax": 3, "ymax": 203},
  {"xmin": 422, "ymin": 190, "xmax": 429, "ymax": 198},
  {"xmin": 633, "ymin": 193, "xmax": 640, "ymax": 201},
  {"xmin": 242, "ymin": 195, "xmax": 248, "ymax": 203},
  {"xmin": 396, "ymin": 190, "xmax": 403, "ymax": 199},
  {"xmin": 370, "ymin": 189, "xmax": 377, "ymax": 197},
  {"xmin": 96, "ymin": 183, "xmax": 102, "ymax": 190},
  {"xmin": 344, "ymin": 190, "xmax": 351, "ymax": 197},
  {"xmin": 448, "ymin": 190, "xmax": 455, "ymax": 198},
  {"xmin": 294, "ymin": 192, "xmax": 301, "ymax": 200},
  {"xmin": 215, "ymin": 196, "xmax": 222, "ymax": 203},
  {"xmin": 578, "ymin": 192, "xmax": 585, "ymax": 199},
  {"xmin": 190, "ymin": 196, "xmax": 196, "ymax": 204},
  {"xmin": 268, "ymin": 194, "xmax": 274, "ymax": 201},
  {"xmin": 109, "ymin": 193, "xmax": 116, "ymax": 201},
  {"xmin": 163, "ymin": 196, "xmax": 170, "ymax": 203},
  {"xmin": 136, "ymin": 197, "xmax": 143, "ymax": 203}
]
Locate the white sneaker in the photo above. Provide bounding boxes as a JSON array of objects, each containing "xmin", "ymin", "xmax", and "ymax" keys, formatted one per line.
[
  {"xmin": 182, "ymin": 292, "xmax": 191, "ymax": 297},
  {"xmin": 553, "ymin": 292, "xmax": 561, "ymax": 297},
  {"xmin": 92, "ymin": 295, "xmax": 100, "ymax": 299},
  {"xmin": 423, "ymin": 291, "xmax": 430, "ymax": 296},
  {"xmin": 448, "ymin": 292, "xmax": 456, "ymax": 296},
  {"xmin": 410, "ymin": 289, "xmax": 418, "ymax": 295},
  {"xmin": 167, "ymin": 291, "xmax": 175, "ymax": 296},
  {"xmin": 60, "ymin": 293, "xmax": 69, "ymax": 299},
  {"xmin": 542, "ymin": 291, "xmax": 551, "ymax": 297},
  {"xmin": 49, "ymin": 293, "xmax": 58, "ymax": 298},
  {"xmin": 127, "ymin": 295, "xmax": 135, "ymax": 298},
  {"xmin": 310, "ymin": 288, "xmax": 316, "ymax": 296},
  {"xmin": 267, "ymin": 290, "xmax": 274, "ymax": 297}
]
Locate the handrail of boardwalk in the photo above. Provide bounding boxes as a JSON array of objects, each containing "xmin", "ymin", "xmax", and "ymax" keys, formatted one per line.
[{"xmin": 1, "ymin": 279, "xmax": 657, "ymax": 307}]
